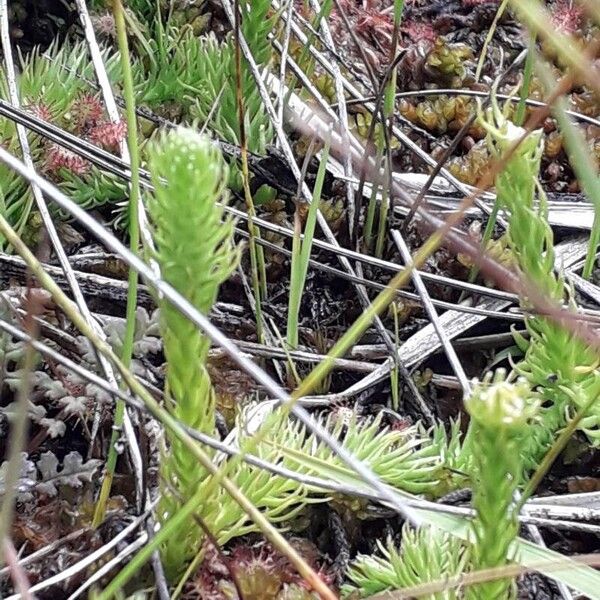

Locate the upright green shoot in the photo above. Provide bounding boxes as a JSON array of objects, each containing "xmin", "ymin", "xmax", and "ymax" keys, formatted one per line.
[
  {"xmin": 147, "ymin": 129, "xmax": 239, "ymax": 577},
  {"xmin": 480, "ymin": 92, "xmax": 600, "ymax": 458},
  {"xmin": 514, "ymin": 36, "xmax": 536, "ymax": 127},
  {"xmin": 362, "ymin": 145, "xmax": 384, "ymax": 251},
  {"xmin": 287, "ymin": 138, "xmax": 330, "ymax": 349},
  {"xmin": 374, "ymin": 0, "xmax": 403, "ymax": 258},
  {"xmin": 465, "ymin": 371, "xmax": 539, "ymax": 600},
  {"xmin": 465, "ymin": 83, "xmax": 513, "ymax": 287},
  {"xmin": 234, "ymin": 0, "xmax": 267, "ymax": 342}
]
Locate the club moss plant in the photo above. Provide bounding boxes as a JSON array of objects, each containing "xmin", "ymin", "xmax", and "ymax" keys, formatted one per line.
[
  {"xmin": 134, "ymin": 0, "xmax": 275, "ymax": 156},
  {"xmin": 464, "ymin": 371, "xmax": 539, "ymax": 600},
  {"xmin": 147, "ymin": 128, "xmax": 239, "ymax": 575},
  {"xmin": 343, "ymin": 524, "xmax": 468, "ymax": 599},
  {"xmin": 479, "ymin": 95, "xmax": 600, "ymax": 467},
  {"xmin": 343, "ymin": 372, "xmax": 538, "ymax": 600}
]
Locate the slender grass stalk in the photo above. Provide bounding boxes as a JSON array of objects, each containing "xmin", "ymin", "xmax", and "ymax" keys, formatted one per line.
[
  {"xmin": 93, "ymin": 0, "xmax": 141, "ymax": 529},
  {"xmin": 390, "ymin": 303, "xmax": 400, "ymax": 411},
  {"xmin": 585, "ymin": 210, "xmax": 600, "ymax": 281},
  {"xmin": 273, "ymin": 320, "xmax": 301, "ymax": 385},
  {"xmin": 515, "ymin": 35, "xmax": 536, "ymax": 127},
  {"xmin": 154, "ymin": 0, "xmax": 166, "ymax": 60},
  {"xmin": 287, "ymin": 137, "xmax": 330, "ymax": 349},
  {"xmin": 0, "ymin": 316, "xmax": 36, "ymax": 559},
  {"xmin": 291, "ymin": 223, "xmax": 448, "ymax": 400},
  {"xmin": 465, "ymin": 371, "xmax": 539, "ymax": 600},
  {"xmin": 374, "ymin": 156, "xmax": 391, "ymax": 259},
  {"xmin": 173, "ymin": 548, "xmax": 205, "ymax": 599},
  {"xmin": 234, "ymin": 0, "xmax": 268, "ymax": 342},
  {"xmin": 363, "ymin": 144, "xmax": 384, "ymax": 250},
  {"xmin": 475, "ymin": 0, "xmax": 510, "ymax": 82},
  {"xmin": 374, "ymin": 0, "xmax": 402, "ymax": 258},
  {"xmin": 289, "ymin": 207, "xmax": 303, "ymax": 341},
  {"xmin": 283, "ymin": 0, "xmax": 333, "ymax": 104}
]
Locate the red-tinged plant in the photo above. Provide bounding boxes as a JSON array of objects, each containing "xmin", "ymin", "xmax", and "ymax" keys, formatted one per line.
[
  {"xmin": 229, "ymin": 544, "xmax": 289, "ymax": 599},
  {"xmin": 185, "ymin": 541, "xmax": 333, "ymax": 600},
  {"xmin": 355, "ymin": 10, "xmax": 395, "ymax": 43},
  {"xmin": 44, "ymin": 144, "xmax": 91, "ymax": 177},
  {"xmin": 550, "ymin": 0, "xmax": 585, "ymax": 34},
  {"xmin": 71, "ymin": 93, "xmax": 105, "ymax": 131},
  {"xmin": 88, "ymin": 120, "xmax": 127, "ymax": 152},
  {"xmin": 91, "ymin": 12, "xmax": 116, "ymax": 41},
  {"xmin": 24, "ymin": 103, "xmax": 53, "ymax": 123},
  {"xmin": 183, "ymin": 569, "xmax": 235, "ymax": 600},
  {"xmin": 401, "ymin": 20, "xmax": 437, "ymax": 45},
  {"xmin": 389, "ymin": 416, "xmax": 413, "ymax": 431}
]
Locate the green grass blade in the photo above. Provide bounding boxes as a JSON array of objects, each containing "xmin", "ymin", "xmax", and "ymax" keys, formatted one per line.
[{"xmin": 286, "ymin": 137, "xmax": 330, "ymax": 349}]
